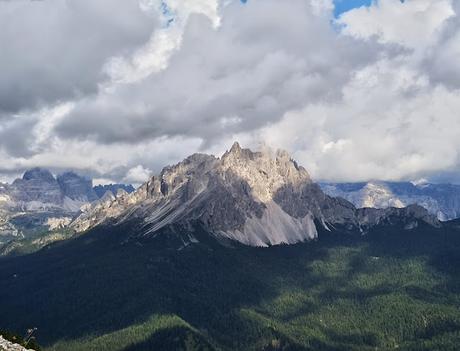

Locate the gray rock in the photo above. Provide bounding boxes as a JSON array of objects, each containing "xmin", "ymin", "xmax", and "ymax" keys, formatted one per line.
[
  {"xmin": 57, "ymin": 171, "xmax": 98, "ymax": 202},
  {"xmin": 0, "ymin": 168, "xmax": 104, "ymax": 241},
  {"xmin": 321, "ymin": 181, "xmax": 460, "ymax": 221},
  {"xmin": 93, "ymin": 184, "xmax": 135, "ymax": 198},
  {"xmin": 0, "ymin": 336, "xmax": 34, "ymax": 351},
  {"xmin": 71, "ymin": 142, "xmax": 440, "ymax": 247},
  {"xmin": 10, "ymin": 168, "xmax": 62, "ymax": 205}
]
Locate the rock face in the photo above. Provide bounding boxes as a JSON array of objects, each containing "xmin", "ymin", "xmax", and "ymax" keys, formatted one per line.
[
  {"xmin": 57, "ymin": 172, "xmax": 98, "ymax": 203},
  {"xmin": 10, "ymin": 168, "xmax": 63, "ymax": 206},
  {"xmin": 0, "ymin": 169, "xmax": 98, "ymax": 242},
  {"xmin": 93, "ymin": 184, "xmax": 135, "ymax": 198},
  {"xmin": 321, "ymin": 181, "xmax": 460, "ymax": 221},
  {"xmin": 72, "ymin": 143, "xmax": 440, "ymax": 247},
  {"xmin": 0, "ymin": 336, "xmax": 34, "ymax": 351},
  {"xmin": 4, "ymin": 168, "xmax": 98, "ymax": 212}
]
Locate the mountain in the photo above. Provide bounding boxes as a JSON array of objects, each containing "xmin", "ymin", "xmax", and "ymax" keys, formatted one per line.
[
  {"xmin": 321, "ymin": 181, "xmax": 460, "ymax": 221},
  {"xmin": 10, "ymin": 168, "xmax": 63, "ymax": 206},
  {"xmin": 3, "ymin": 168, "xmax": 97, "ymax": 212},
  {"xmin": 1, "ymin": 143, "xmax": 459, "ymax": 350},
  {"xmin": 0, "ymin": 169, "xmax": 135, "ymax": 253},
  {"xmin": 0, "ymin": 169, "xmax": 98, "ymax": 244},
  {"xmin": 71, "ymin": 142, "xmax": 439, "ymax": 247},
  {"xmin": 57, "ymin": 172, "xmax": 98, "ymax": 204},
  {"xmin": 0, "ymin": 335, "xmax": 38, "ymax": 351},
  {"xmin": 93, "ymin": 184, "xmax": 135, "ymax": 198}
]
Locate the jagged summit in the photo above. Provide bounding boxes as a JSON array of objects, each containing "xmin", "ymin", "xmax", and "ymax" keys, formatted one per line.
[
  {"xmin": 93, "ymin": 183, "xmax": 135, "ymax": 198},
  {"xmin": 0, "ymin": 168, "xmax": 133, "ymax": 241},
  {"xmin": 22, "ymin": 167, "xmax": 55, "ymax": 182},
  {"xmin": 321, "ymin": 180, "xmax": 460, "ymax": 220},
  {"xmin": 71, "ymin": 143, "xmax": 439, "ymax": 247},
  {"xmin": 57, "ymin": 171, "xmax": 98, "ymax": 202},
  {"xmin": 227, "ymin": 141, "xmax": 242, "ymax": 154}
]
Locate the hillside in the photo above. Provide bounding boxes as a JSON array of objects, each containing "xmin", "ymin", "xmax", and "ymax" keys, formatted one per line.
[
  {"xmin": 1, "ymin": 220, "xmax": 460, "ymax": 350},
  {"xmin": 0, "ymin": 144, "xmax": 459, "ymax": 350}
]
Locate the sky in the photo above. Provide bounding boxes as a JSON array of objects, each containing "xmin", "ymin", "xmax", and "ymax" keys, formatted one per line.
[
  {"xmin": 0, "ymin": 0, "xmax": 460, "ymax": 186},
  {"xmin": 333, "ymin": 0, "xmax": 372, "ymax": 17}
]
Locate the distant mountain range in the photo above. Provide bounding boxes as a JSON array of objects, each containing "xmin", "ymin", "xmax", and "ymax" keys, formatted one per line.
[
  {"xmin": 321, "ymin": 181, "xmax": 460, "ymax": 221},
  {"xmin": 0, "ymin": 168, "xmax": 133, "ymax": 244},
  {"xmin": 2, "ymin": 148, "xmax": 457, "ymax": 252}
]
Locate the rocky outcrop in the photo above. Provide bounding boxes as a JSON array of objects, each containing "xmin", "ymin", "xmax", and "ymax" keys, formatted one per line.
[
  {"xmin": 93, "ymin": 184, "xmax": 135, "ymax": 198},
  {"xmin": 0, "ymin": 336, "xmax": 34, "ymax": 351},
  {"xmin": 71, "ymin": 142, "xmax": 440, "ymax": 247}
]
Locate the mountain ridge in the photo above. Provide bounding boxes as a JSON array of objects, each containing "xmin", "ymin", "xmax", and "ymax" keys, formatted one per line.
[
  {"xmin": 0, "ymin": 144, "xmax": 458, "ymax": 350},
  {"xmin": 71, "ymin": 142, "xmax": 440, "ymax": 247},
  {"xmin": 321, "ymin": 181, "xmax": 460, "ymax": 221},
  {"xmin": 0, "ymin": 169, "xmax": 134, "ymax": 244}
]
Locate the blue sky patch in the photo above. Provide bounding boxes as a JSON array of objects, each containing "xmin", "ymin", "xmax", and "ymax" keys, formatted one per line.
[
  {"xmin": 241, "ymin": 0, "xmax": 372, "ymax": 17},
  {"xmin": 333, "ymin": 0, "xmax": 373, "ymax": 17}
]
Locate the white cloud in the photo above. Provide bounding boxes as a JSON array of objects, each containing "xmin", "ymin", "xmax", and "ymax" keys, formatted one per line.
[
  {"xmin": 258, "ymin": 58, "xmax": 460, "ymax": 182},
  {"xmin": 337, "ymin": 0, "xmax": 454, "ymax": 49},
  {"xmin": 124, "ymin": 165, "xmax": 153, "ymax": 184},
  {"xmin": 103, "ymin": 0, "xmax": 220, "ymax": 84},
  {"xmin": 1, "ymin": 0, "xmax": 460, "ymax": 185},
  {"xmin": 56, "ymin": 0, "xmax": 377, "ymax": 146}
]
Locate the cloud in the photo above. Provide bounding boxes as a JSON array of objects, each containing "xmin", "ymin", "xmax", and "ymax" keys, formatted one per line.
[
  {"xmin": 258, "ymin": 57, "xmax": 460, "ymax": 182},
  {"xmin": 423, "ymin": 0, "xmax": 460, "ymax": 88},
  {"xmin": 55, "ymin": 0, "xmax": 379, "ymax": 146},
  {"xmin": 124, "ymin": 165, "xmax": 153, "ymax": 185},
  {"xmin": 0, "ymin": 134, "xmax": 202, "ymax": 184},
  {"xmin": 337, "ymin": 0, "xmax": 454, "ymax": 49},
  {"xmin": 1, "ymin": 0, "xmax": 460, "ymax": 185},
  {"xmin": 0, "ymin": 0, "xmax": 157, "ymax": 117},
  {"xmin": 338, "ymin": 0, "xmax": 460, "ymax": 89}
]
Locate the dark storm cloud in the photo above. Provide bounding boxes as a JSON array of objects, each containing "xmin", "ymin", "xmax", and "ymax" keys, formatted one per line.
[{"xmin": 0, "ymin": 0, "xmax": 157, "ymax": 117}]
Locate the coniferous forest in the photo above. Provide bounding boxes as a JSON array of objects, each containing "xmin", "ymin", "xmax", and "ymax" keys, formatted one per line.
[{"xmin": 1, "ymin": 221, "xmax": 460, "ymax": 351}]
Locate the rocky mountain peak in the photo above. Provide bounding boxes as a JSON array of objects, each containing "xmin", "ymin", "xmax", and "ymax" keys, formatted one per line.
[
  {"xmin": 57, "ymin": 171, "xmax": 97, "ymax": 202},
  {"xmin": 220, "ymin": 143, "xmax": 311, "ymax": 203},
  {"xmin": 0, "ymin": 168, "xmax": 135, "ymax": 241},
  {"xmin": 143, "ymin": 153, "xmax": 218, "ymax": 200},
  {"xmin": 93, "ymin": 184, "xmax": 135, "ymax": 198},
  {"xmin": 11, "ymin": 168, "xmax": 62, "ymax": 205},
  {"xmin": 70, "ymin": 143, "xmax": 440, "ymax": 247},
  {"xmin": 116, "ymin": 188, "xmax": 129, "ymax": 198},
  {"xmin": 229, "ymin": 141, "xmax": 242, "ymax": 153},
  {"xmin": 22, "ymin": 167, "xmax": 55, "ymax": 183}
]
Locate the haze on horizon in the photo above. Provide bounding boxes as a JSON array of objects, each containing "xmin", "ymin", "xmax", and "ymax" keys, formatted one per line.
[{"xmin": 1, "ymin": 0, "xmax": 459, "ymax": 186}]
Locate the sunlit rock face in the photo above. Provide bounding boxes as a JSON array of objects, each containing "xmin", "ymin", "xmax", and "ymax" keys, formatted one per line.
[
  {"xmin": 0, "ymin": 335, "xmax": 34, "ymax": 351},
  {"xmin": 72, "ymin": 143, "xmax": 439, "ymax": 247},
  {"xmin": 93, "ymin": 184, "xmax": 135, "ymax": 198},
  {"xmin": 1, "ymin": 169, "xmax": 106, "ymax": 240},
  {"xmin": 321, "ymin": 181, "xmax": 460, "ymax": 221}
]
